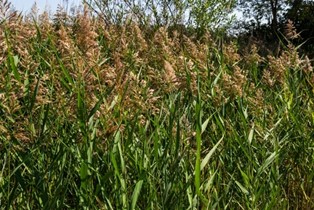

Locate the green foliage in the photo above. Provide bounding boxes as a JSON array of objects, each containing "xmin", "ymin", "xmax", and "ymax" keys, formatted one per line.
[{"xmin": 84, "ymin": 0, "xmax": 235, "ymax": 32}]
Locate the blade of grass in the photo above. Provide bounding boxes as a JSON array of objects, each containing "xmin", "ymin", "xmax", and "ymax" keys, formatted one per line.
[
  {"xmin": 201, "ymin": 135, "xmax": 223, "ymax": 171},
  {"xmin": 7, "ymin": 54, "xmax": 21, "ymax": 83},
  {"xmin": 131, "ymin": 180, "xmax": 143, "ymax": 210}
]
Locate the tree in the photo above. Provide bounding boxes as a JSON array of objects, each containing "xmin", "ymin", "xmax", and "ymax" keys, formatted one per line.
[
  {"xmin": 286, "ymin": 0, "xmax": 314, "ymax": 28},
  {"xmin": 286, "ymin": 0, "xmax": 314, "ymax": 53},
  {"xmin": 237, "ymin": 0, "xmax": 288, "ymax": 31},
  {"xmin": 83, "ymin": 0, "xmax": 235, "ymax": 34}
]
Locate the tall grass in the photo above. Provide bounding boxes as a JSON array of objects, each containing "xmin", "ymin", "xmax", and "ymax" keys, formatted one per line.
[{"xmin": 0, "ymin": 2, "xmax": 313, "ymax": 209}]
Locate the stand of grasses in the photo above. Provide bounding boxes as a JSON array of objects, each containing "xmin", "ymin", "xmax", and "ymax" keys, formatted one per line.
[{"xmin": 0, "ymin": 2, "xmax": 314, "ymax": 209}]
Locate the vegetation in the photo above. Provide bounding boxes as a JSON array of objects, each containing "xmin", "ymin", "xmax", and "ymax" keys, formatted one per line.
[{"xmin": 0, "ymin": 0, "xmax": 313, "ymax": 209}]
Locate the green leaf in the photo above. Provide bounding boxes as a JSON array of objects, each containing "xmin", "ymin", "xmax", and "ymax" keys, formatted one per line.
[
  {"xmin": 8, "ymin": 54, "xmax": 21, "ymax": 82},
  {"xmin": 258, "ymin": 152, "xmax": 277, "ymax": 175},
  {"xmin": 201, "ymin": 117, "xmax": 210, "ymax": 134},
  {"xmin": 13, "ymin": 55, "xmax": 19, "ymax": 66},
  {"xmin": 131, "ymin": 180, "xmax": 143, "ymax": 210},
  {"xmin": 80, "ymin": 162, "xmax": 88, "ymax": 180},
  {"xmin": 80, "ymin": 162, "xmax": 89, "ymax": 190},
  {"xmin": 56, "ymin": 56, "xmax": 74, "ymax": 85},
  {"xmin": 201, "ymin": 135, "xmax": 223, "ymax": 171},
  {"xmin": 204, "ymin": 170, "xmax": 217, "ymax": 192},
  {"xmin": 88, "ymin": 97, "xmax": 103, "ymax": 120},
  {"xmin": 248, "ymin": 124, "xmax": 254, "ymax": 145},
  {"xmin": 235, "ymin": 181, "xmax": 249, "ymax": 195}
]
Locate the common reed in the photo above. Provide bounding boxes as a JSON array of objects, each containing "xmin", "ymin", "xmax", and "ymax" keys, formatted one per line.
[{"xmin": 0, "ymin": 2, "xmax": 313, "ymax": 209}]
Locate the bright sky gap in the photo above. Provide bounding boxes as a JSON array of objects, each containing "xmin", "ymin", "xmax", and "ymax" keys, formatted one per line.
[{"xmin": 9, "ymin": 0, "xmax": 81, "ymax": 14}]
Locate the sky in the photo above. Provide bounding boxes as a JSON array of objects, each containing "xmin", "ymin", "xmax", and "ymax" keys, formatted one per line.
[{"xmin": 9, "ymin": 0, "xmax": 82, "ymax": 14}]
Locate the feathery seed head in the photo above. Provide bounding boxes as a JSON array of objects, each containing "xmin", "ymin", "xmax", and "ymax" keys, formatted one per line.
[{"xmin": 285, "ymin": 19, "xmax": 300, "ymax": 40}]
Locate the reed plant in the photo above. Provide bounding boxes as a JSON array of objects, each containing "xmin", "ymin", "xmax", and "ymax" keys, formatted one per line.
[{"xmin": 0, "ymin": 1, "xmax": 313, "ymax": 209}]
